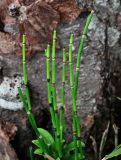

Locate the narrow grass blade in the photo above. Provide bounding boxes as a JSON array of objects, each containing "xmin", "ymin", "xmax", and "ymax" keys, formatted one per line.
[
  {"xmin": 113, "ymin": 124, "xmax": 119, "ymax": 148},
  {"xmin": 90, "ymin": 136, "xmax": 98, "ymax": 160},
  {"xmin": 99, "ymin": 122, "xmax": 110, "ymax": 160},
  {"xmin": 102, "ymin": 145, "xmax": 121, "ymax": 160}
]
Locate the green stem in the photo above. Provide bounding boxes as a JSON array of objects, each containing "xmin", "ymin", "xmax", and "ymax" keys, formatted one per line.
[
  {"xmin": 69, "ymin": 33, "xmax": 78, "ymax": 160},
  {"xmin": 22, "ymin": 35, "xmax": 27, "ymax": 86},
  {"xmin": 51, "ymin": 30, "xmax": 62, "ymax": 157},
  {"xmin": 60, "ymin": 48, "xmax": 66, "ymax": 146},
  {"xmin": 21, "ymin": 34, "xmax": 47, "ymax": 155},
  {"xmin": 46, "ymin": 45, "xmax": 56, "ymax": 139},
  {"xmin": 74, "ymin": 10, "xmax": 94, "ymax": 101},
  {"xmin": 73, "ymin": 11, "xmax": 94, "ymax": 159}
]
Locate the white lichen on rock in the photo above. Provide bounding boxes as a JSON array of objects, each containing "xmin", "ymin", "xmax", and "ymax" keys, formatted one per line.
[
  {"xmin": 0, "ymin": 76, "xmax": 23, "ymax": 111},
  {"xmin": 0, "ymin": 98, "xmax": 22, "ymax": 111}
]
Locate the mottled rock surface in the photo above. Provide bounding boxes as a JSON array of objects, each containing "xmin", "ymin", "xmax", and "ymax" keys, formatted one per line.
[
  {"xmin": 0, "ymin": 119, "xmax": 18, "ymax": 160},
  {"xmin": 0, "ymin": 0, "xmax": 80, "ymax": 56},
  {"xmin": 0, "ymin": 0, "xmax": 121, "ymax": 160}
]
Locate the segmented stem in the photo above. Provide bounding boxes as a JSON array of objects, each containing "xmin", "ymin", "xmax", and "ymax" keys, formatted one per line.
[
  {"xmin": 74, "ymin": 10, "xmax": 94, "ymax": 100},
  {"xmin": 52, "ymin": 30, "xmax": 62, "ymax": 157},
  {"xmin": 19, "ymin": 10, "xmax": 94, "ymax": 159},
  {"xmin": 69, "ymin": 33, "xmax": 78, "ymax": 160},
  {"xmin": 60, "ymin": 48, "xmax": 66, "ymax": 145},
  {"xmin": 21, "ymin": 35, "xmax": 46, "ymax": 154},
  {"xmin": 73, "ymin": 11, "xmax": 94, "ymax": 160},
  {"xmin": 46, "ymin": 45, "xmax": 56, "ymax": 138},
  {"xmin": 22, "ymin": 35, "xmax": 27, "ymax": 86}
]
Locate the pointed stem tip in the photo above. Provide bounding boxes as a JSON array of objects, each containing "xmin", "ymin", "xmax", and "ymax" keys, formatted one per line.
[
  {"xmin": 91, "ymin": 10, "xmax": 94, "ymax": 14},
  {"xmin": 22, "ymin": 34, "xmax": 26, "ymax": 43}
]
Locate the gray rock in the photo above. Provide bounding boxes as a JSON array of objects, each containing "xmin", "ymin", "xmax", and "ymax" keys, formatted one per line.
[
  {"xmin": 95, "ymin": 0, "xmax": 108, "ymax": 7},
  {"xmin": 0, "ymin": 120, "xmax": 18, "ymax": 160},
  {"xmin": 88, "ymin": 15, "xmax": 106, "ymax": 48},
  {"xmin": 110, "ymin": 0, "xmax": 120, "ymax": 11},
  {"xmin": 77, "ymin": 0, "xmax": 94, "ymax": 8},
  {"xmin": 0, "ymin": 1, "xmax": 121, "ymax": 160},
  {"xmin": 95, "ymin": 0, "xmax": 113, "ymax": 21},
  {"xmin": 95, "ymin": 0, "xmax": 121, "ymax": 21},
  {"xmin": 108, "ymin": 27, "xmax": 120, "ymax": 47}
]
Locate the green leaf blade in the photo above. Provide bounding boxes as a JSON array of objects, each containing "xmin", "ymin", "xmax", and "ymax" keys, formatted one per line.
[
  {"xmin": 38, "ymin": 128, "xmax": 54, "ymax": 146},
  {"xmin": 104, "ymin": 145, "xmax": 121, "ymax": 160}
]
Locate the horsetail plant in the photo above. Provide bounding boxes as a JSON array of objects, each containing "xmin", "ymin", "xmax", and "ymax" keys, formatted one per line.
[
  {"xmin": 74, "ymin": 10, "xmax": 94, "ymax": 101},
  {"xmin": 69, "ymin": 33, "xmax": 79, "ymax": 160},
  {"xmin": 18, "ymin": 35, "xmax": 38, "ymax": 135},
  {"xmin": 18, "ymin": 10, "xmax": 94, "ymax": 160},
  {"xmin": 46, "ymin": 44, "xmax": 62, "ymax": 157},
  {"xmin": 46, "ymin": 44, "xmax": 56, "ymax": 137},
  {"xmin": 18, "ymin": 35, "xmax": 54, "ymax": 158},
  {"xmin": 60, "ymin": 48, "xmax": 66, "ymax": 146}
]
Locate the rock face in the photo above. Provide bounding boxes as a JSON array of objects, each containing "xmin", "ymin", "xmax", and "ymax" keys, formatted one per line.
[
  {"xmin": 0, "ymin": 119, "xmax": 18, "ymax": 160},
  {"xmin": 0, "ymin": 0, "xmax": 80, "ymax": 56},
  {"xmin": 0, "ymin": 0, "xmax": 121, "ymax": 160}
]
